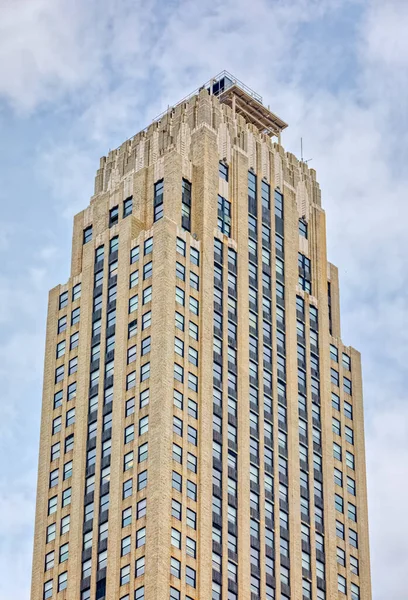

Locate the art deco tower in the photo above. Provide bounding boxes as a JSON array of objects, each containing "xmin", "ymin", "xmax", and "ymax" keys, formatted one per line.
[{"xmin": 31, "ymin": 72, "xmax": 371, "ymax": 600}]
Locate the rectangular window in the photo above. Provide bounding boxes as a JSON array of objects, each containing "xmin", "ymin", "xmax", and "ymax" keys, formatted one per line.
[
  {"xmin": 130, "ymin": 270, "xmax": 139, "ymax": 288},
  {"xmin": 135, "ymin": 587, "xmax": 144, "ymax": 599},
  {"xmin": 182, "ymin": 179, "xmax": 192, "ymax": 231},
  {"xmin": 186, "ymin": 508, "xmax": 196, "ymax": 529},
  {"xmin": 190, "ymin": 247, "xmax": 199, "ymax": 266},
  {"xmin": 66, "ymin": 408, "xmax": 75, "ymax": 426},
  {"xmin": 120, "ymin": 565, "xmax": 130, "ymax": 585},
  {"xmin": 129, "ymin": 295, "xmax": 138, "ymax": 313},
  {"xmin": 335, "ymin": 493, "xmax": 344, "ymax": 513},
  {"xmin": 55, "ymin": 365, "xmax": 64, "ymax": 383},
  {"xmin": 299, "ymin": 219, "xmax": 307, "ymax": 238},
  {"xmin": 331, "ymin": 368, "xmax": 339, "ymax": 386},
  {"xmin": 348, "ymin": 502, "xmax": 357, "ymax": 521},
  {"xmin": 347, "ymin": 476, "xmax": 356, "ymax": 495},
  {"xmin": 71, "ymin": 307, "xmax": 80, "ymax": 325},
  {"xmin": 173, "ymin": 443, "xmax": 182, "ymax": 463},
  {"xmin": 186, "ymin": 566, "xmax": 196, "ymax": 588},
  {"xmin": 142, "ymin": 311, "xmax": 151, "ymax": 330},
  {"xmin": 57, "ymin": 316, "xmax": 67, "ymax": 334},
  {"xmin": 139, "ymin": 416, "xmax": 149, "ymax": 435},
  {"xmin": 125, "ymin": 397, "xmax": 135, "ymax": 417},
  {"xmin": 140, "ymin": 389, "xmax": 150, "ymax": 408},
  {"xmin": 333, "ymin": 417, "xmax": 341, "ymax": 436},
  {"xmin": 219, "ymin": 161, "xmax": 228, "ymax": 181},
  {"xmin": 131, "ymin": 245, "xmax": 140, "ymax": 264},
  {"xmin": 190, "ymin": 271, "xmax": 199, "ymax": 290},
  {"xmin": 344, "ymin": 377, "xmax": 352, "ymax": 395},
  {"xmin": 176, "ymin": 262, "xmax": 185, "ymax": 281},
  {"xmin": 350, "ymin": 556, "xmax": 359, "ymax": 576},
  {"xmin": 330, "ymin": 344, "xmax": 338, "ymax": 361},
  {"xmin": 123, "ymin": 196, "xmax": 133, "ymax": 217},
  {"xmin": 72, "ymin": 283, "xmax": 81, "ymax": 301},
  {"xmin": 136, "ymin": 527, "xmax": 146, "ymax": 547},
  {"xmin": 140, "ymin": 362, "xmax": 150, "ymax": 381},
  {"xmin": 176, "ymin": 237, "xmax": 186, "ymax": 256},
  {"xmin": 342, "ymin": 352, "xmax": 351, "ymax": 370},
  {"xmin": 172, "ymin": 499, "xmax": 182, "ymax": 520},
  {"xmin": 344, "ymin": 401, "xmax": 353, "ymax": 420},
  {"xmin": 70, "ymin": 332, "xmax": 79, "ymax": 350},
  {"xmin": 189, "ymin": 321, "xmax": 198, "ymax": 340},
  {"xmin": 248, "ymin": 171, "xmax": 257, "ymax": 213},
  {"xmin": 218, "ymin": 195, "xmax": 231, "ymax": 235},
  {"xmin": 174, "ymin": 389, "xmax": 183, "ymax": 410},
  {"xmin": 333, "ymin": 442, "xmax": 342, "ymax": 461},
  {"xmin": 137, "ymin": 498, "xmax": 147, "ymax": 519},
  {"xmin": 63, "ymin": 461, "xmax": 73, "ymax": 480},
  {"xmin": 338, "ymin": 575, "xmax": 346, "ymax": 594},
  {"xmin": 189, "ymin": 296, "xmax": 199, "ymax": 315},
  {"xmin": 261, "ymin": 180, "xmax": 270, "ymax": 210},
  {"xmin": 337, "ymin": 546, "xmax": 346, "ymax": 566},
  {"xmin": 298, "ymin": 252, "xmax": 312, "ymax": 293},
  {"xmin": 109, "ymin": 205, "xmax": 119, "ymax": 227},
  {"xmin": 172, "ymin": 470, "xmax": 182, "ymax": 491},
  {"xmin": 345, "ymin": 426, "xmax": 354, "ymax": 445},
  {"xmin": 141, "ymin": 336, "xmax": 151, "ymax": 355},
  {"xmin": 332, "ymin": 392, "xmax": 340, "ymax": 410},
  {"xmin": 83, "ymin": 226, "xmax": 92, "ymax": 244},
  {"xmin": 109, "ymin": 237, "xmax": 118, "ymax": 257},
  {"xmin": 143, "ymin": 286, "xmax": 152, "ymax": 304},
  {"xmin": 336, "ymin": 520, "xmax": 345, "ymax": 539},
  {"xmin": 154, "ymin": 179, "xmax": 164, "ymax": 221},
  {"xmin": 137, "ymin": 470, "xmax": 147, "ymax": 491},
  {"xmin": 275, "ymin": 190, "xmax": 283, "ymax": 218},
  {"xmin": 68, "ymin": 357, "xmax": 77, "ymax": 375},
  {"xmin": 346, "ymin": 451, "xmax": 355, "ymax": 470},
  {"xmin": 59, "ymin": 291, "xmax": 68, "ymax": 309},
  {"xmin": 95, "ymin": 245, "xmax": 104, "ymax": 262}
]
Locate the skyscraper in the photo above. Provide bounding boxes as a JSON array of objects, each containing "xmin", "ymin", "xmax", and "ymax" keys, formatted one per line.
[{"xmin": 31, "ymin": 72, "xmax": 371, "ymax": 600}]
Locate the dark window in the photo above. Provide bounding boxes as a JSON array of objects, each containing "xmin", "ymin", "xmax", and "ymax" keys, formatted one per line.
[
  {"xmin": 59, "ymin": 291, "xmax": 68, "ymax": 309},
  {"xmin": 72, "ymin": 283, "xmax": 81, "ymax": 301},
  {"xmin": 344, "ymin": 377, "xmax": 352, "ymax": 395},
  {"xmin": 182, "ymin": 179, "xmax": 192, "ymax": 231},
  {"xmin": 71, "ymin": 307, "xmax": 80, "ymax": 325},
  {"xmin": 144, "ymin": 238, "xmax": 153, "ymax": 255},
  {"xmin": 248, "ymin": 171, "xmax": 257, "ymax": 214},
  {"xmin": 261, "ymin": 180, "xmax": 270, "ymax": 210},
  {"xmin": 83, "ymin": 226, "xmax": 92, "ymax": 244},
  {"xmin": 109, "ymin": 206, "xmax": 119, "ymax": 227},
  {"xmin": 123, "ymin": 196, "xmax": 133, "ymax": 217},
  {"xmin": 299, "ymin": 219, "xmax": 308, "ymax": 238},
  {"xmin": 154, "ymin": 179, "xmax": 164, "ymax": 222},
  {"xmin": 298, "ymin": 253, "xmax": 312, "ymax": 294},
  {"xmin": 95, "ymin": 245, "xmax": 104, "ymax": 262},
  {"xmin": 275, "ymin": 190, "xmax": 283, "ymax": 218},
  {"xmin": 130, "ymin": 246, "xmax": 140, "ymax": 264},
  {"xmin": 219, "ymin": 162, "xmax": 228, "ymax": 181},
  {"xmin": 109, "ymin": 236, "xmax": 118, "ymax": 254},
  {"xmin": 218, "ymin": 195, "xmax": 231, "ymax": 235}
]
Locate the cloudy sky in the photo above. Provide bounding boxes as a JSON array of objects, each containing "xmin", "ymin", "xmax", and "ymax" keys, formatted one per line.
[{"xmin": 1, "ymin": 0, "xmax": 407, "ymax": 598}]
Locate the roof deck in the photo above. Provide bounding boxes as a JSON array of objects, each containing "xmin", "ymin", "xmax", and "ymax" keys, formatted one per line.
[
  {"xmin": 154, "ymin": 70, "xmax": 288, "ymax": 139},
  {"xmin": 208, "ymin": 71, "xmax": 288, "ymax": 137}
]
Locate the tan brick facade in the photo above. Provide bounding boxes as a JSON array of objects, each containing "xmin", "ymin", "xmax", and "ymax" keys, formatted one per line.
[{"xmin": 31, "ymin": 77, "xmax": 371, "ymax": 600}]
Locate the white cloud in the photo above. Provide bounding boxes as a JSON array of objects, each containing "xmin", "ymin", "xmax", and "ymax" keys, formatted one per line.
[
  {"xmin": 366, "ymin": 401, "xmax": 408, "ymax": 600},
  {"xmin": 363, "ymin": 0, "xmax": 408, "ymax": 68}
]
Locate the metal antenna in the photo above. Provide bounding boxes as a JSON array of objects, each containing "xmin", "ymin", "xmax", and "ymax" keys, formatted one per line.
[{"xmin": 300, "ymin": 137, "xmax": 312, "ymax": 164}]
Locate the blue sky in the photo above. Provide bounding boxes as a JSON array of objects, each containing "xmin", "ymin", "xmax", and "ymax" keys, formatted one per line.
[{"xmin": 1, "ymin": 0, "xmax": 407, "ymax": 598}]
